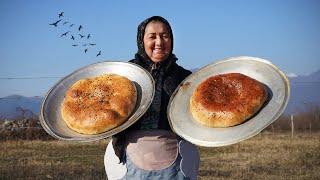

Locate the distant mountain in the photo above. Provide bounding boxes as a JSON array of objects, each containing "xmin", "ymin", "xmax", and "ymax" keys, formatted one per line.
[
  {"xmin": 190, "ymin": 68, "xmax": 199, "ymax": 72},
  {"xmin": 290, "ymin": 70, "xmax": 320, "ymax": 82},
  {"xmin": 286, "ymin": 70, "xmax": 320, "ymax": 115},
  {"xmin": 0, "ymin": 70, "xmax": 318, "ymax": 120},
  {"xmin": 0, "ymin": 95, "xmax": 43, "ymax": 120}
]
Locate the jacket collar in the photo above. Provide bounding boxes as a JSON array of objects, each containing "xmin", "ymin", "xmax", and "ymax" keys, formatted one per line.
[{"xmin": 134, "ymin": 53, "xmax": 177, "ymax": 73}]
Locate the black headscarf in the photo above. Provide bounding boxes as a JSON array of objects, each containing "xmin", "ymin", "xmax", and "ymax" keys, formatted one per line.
[{"xmin": 136, "ymin": 16, "xmax": 175, "ymax": 62}]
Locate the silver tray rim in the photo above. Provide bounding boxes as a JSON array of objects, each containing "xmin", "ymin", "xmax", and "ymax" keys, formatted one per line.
[
  {"xmin": 167, "ymin": 56, "xmax": 290, "ymax": 147},
  {"xmin": 39, "ymin": 61, "xmax": 155, "ymax": 142}
]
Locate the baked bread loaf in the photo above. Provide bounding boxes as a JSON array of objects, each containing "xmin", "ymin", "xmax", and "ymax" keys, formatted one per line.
[
  {"xmin": 190, "ymin": 73, "xmax": 267, "ymax": 127},
  {"xmin": 61, "ymin": 74, "xmax": 137, "ymax": 134}
]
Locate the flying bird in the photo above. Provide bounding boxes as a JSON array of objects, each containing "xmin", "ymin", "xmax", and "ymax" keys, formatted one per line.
[
  {"xmin": 63, "ymin": 21, "xmax": 68, "ymax": 25},
  {"xmin": 49, "ymin": 19, "xmax": 62, "ymax": 27},
  {"xmin": 78, "ymin": 34, "xmax": 85, "ymax": 38},
  {"xmin": 87, "ymin": 34, "xmax": 91, "ymax": 39},
  {"xmin": 60, "ymin": 31, "xmax": 70, "ymax": 37},
  {"xmin": 84, "ymin": 48, "xmax": 88, "ymax": 53},
  {"xmin": 72, "ymin": 44, "xmax": 78, "ymax": 47},
  {"xmin": 89, "ymin": 43, "xmax": 96, "ymax": 46},
  {"xmin": 71, "ymin": 35, "xmax": 75, "ymax": 40},
  {"xmin": 96, "ymin": 51, "xmax": 101, "ymax": 57},
  {"xmin": 58, "ymin": 12, "xmax": 64, "ymax": 18},
  {"xmin": 78, "ymin": 25, "xmax": 83, "ymax": 31},
  {"xmin": 69, "ymin": 23, "xmax": 74, "ymax": 27}
]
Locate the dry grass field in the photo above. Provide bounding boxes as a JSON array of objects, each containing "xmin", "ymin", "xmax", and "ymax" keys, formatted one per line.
[{"xmin": 1, "ymin": 132, "xmax": 319, "ymax": 180}]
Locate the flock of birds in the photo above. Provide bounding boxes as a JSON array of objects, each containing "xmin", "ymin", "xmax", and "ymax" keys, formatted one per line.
[{"xmin": 49, "ymin": 12, "xmax": 102, "ymax": 57}]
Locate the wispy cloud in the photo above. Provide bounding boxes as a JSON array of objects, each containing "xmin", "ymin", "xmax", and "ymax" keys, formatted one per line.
[{"xmin": 287, "ymin": 72, "xmax": 298, "ymax": 78}]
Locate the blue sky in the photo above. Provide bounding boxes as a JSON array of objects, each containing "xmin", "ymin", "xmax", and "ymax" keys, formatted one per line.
[{"xmin": 1, "ymin": 0, "xmax": 320, "ymax": 97}]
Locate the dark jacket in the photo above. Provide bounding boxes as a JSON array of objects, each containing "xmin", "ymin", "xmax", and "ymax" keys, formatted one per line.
[{"xmin": 112, "ymin": 54, "xmax": 191, "ymax": 159}]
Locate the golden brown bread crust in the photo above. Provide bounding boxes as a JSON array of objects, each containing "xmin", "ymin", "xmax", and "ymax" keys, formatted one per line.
[
  {"xmin": 190, "ymin": 73, "xmax": 268, "ymax": 127},
  {"xmin": 61, "ymin": 74, "xmax": 137, "ymax": 134}
]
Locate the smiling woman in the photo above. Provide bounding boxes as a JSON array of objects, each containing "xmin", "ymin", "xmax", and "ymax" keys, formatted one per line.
[
  {"xmin": 104, "ymin": 16, "xmax": 199, "ymax": 180},
  {"xmin": 143, "ymin": 21, "xmax": 172, "ymax": 63}
]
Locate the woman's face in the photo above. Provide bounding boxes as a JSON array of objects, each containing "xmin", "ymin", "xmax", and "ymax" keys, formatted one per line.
[{"xmin": 143, "ymin": 21, "xmax": 172, "ymax": 63}]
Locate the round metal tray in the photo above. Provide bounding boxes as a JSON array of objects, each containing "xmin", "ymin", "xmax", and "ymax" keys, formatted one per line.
[
  {"xmin": 40, "ymin": 61, "xmax": 154, "ymax": 142},
  {"xmin": 168, "ymin": 56, "xmax": 290, "ymax": 147}
]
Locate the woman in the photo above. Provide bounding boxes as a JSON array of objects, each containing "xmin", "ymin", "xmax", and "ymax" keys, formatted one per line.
[{"xmin": 104, "ymin": 16, "xmax": 199, "ymax": 180}]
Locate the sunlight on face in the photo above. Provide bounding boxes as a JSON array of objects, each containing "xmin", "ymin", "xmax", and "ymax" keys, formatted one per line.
[{"xmin": 143, "ymin": 21, "xmax": 172, "ymax": 63}]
